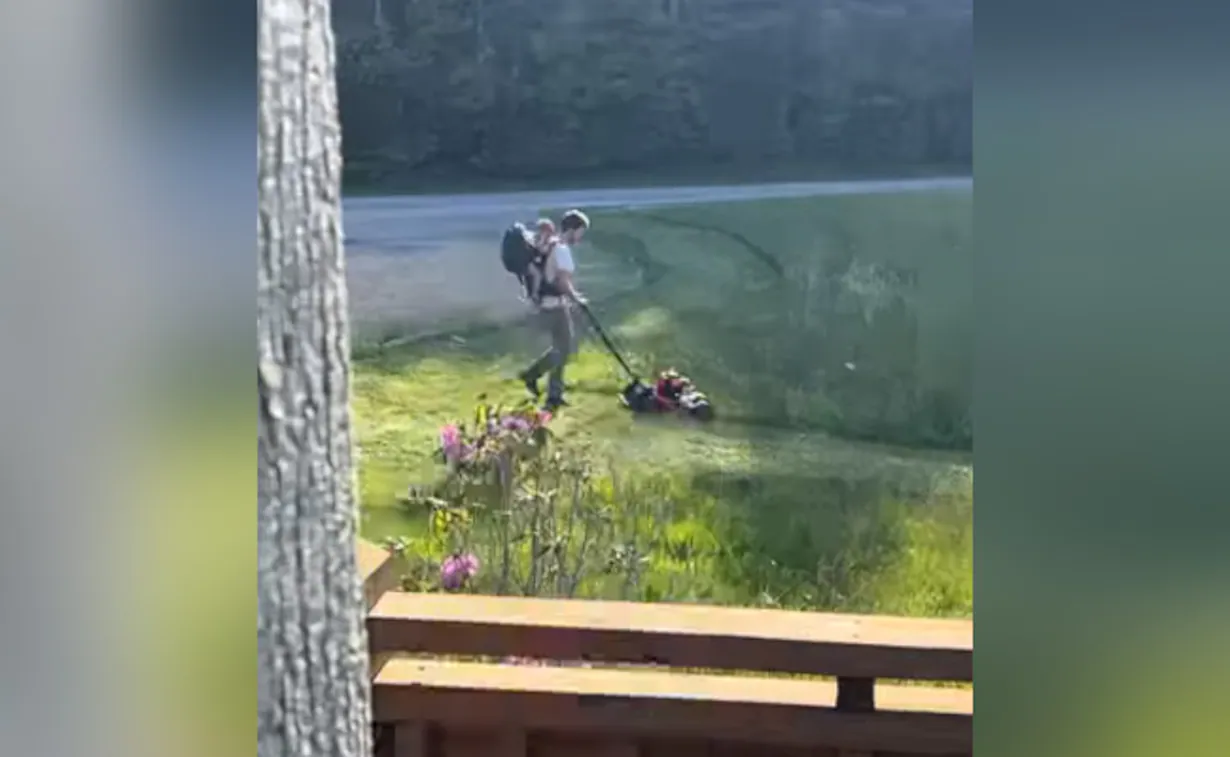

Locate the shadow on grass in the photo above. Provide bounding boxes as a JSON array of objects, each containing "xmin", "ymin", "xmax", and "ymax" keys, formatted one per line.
[
  {"xmin": 353, "ymin": 312, "xmax": 621, "ymax": 388},
  {"xmin": 691, "ymin": 466, "xmax": 972, "ymax": 616},
  {"xmin": 352, "ymin": 225, "xmax": 668, "ymax": 361},
  {"xmin": 600, "ymin": 193, "xmax": 972, "ymax": 451},
  {"xmin": 697, "ymin": 469, "xmax": 903, "ymax": 607}
]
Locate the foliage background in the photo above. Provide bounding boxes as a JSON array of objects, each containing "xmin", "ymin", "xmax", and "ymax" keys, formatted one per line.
[{"xmin": 332, "ymin": 0, "xmax": 972, "ymax": 188}]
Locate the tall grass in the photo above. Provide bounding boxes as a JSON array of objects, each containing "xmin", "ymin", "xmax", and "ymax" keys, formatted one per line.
[{"xmin": 384, "ymin": 399, "xmax": 971, "ymax": 616}]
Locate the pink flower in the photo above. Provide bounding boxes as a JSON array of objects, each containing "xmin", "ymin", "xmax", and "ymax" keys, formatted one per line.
[
  {"xmin": 536, "ymin": 410, "xmax": 552, "ymax": 425},
  {"xmin": 440, "ymin": 425, "xmax": 467, "ymax": 463},
  {"xmin": 440, "ymin": 552, "xmax": 480, "ymax": 590},
  {"xmin": 439, "ymin": 424, "xmax": 460, "ymax": 446}
]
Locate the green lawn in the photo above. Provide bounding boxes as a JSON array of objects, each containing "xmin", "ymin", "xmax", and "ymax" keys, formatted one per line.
[{"xmin": 353, "ymin": 190, "xmax": 972, "ymax": 617}]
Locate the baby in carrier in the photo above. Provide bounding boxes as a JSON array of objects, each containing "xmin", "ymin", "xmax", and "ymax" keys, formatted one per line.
[{"xmin": 520, "ymin": 218, "xmax": 558, "ymax": 302}]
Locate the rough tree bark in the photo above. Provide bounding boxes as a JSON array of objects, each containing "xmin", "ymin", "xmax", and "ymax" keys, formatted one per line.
[{"xmin": 258, "ymin": 0, "xmax": 372, "ymax": 756}]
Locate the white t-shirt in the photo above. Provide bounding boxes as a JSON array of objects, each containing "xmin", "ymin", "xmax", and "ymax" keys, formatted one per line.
[{"xmin": 538, "ymin": 242, "xmax": 576, "ymax": 309}]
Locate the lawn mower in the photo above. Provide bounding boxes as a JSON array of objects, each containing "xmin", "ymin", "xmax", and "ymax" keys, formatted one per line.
[{"xmin": 576, "ymin": 302, "xmax": 715, "ymax": 422}]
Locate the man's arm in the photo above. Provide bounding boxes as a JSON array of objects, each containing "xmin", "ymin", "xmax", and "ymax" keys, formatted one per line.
[
  {"xmin": 554, "ymin": 246, "xmax": 585, "ymax": 302},
  {"xmin": 556, "ymin": 270, "xmax": 585, "ymax": 302}
]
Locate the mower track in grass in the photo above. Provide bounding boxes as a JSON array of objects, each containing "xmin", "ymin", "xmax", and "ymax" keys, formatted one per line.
[
  {"xmin": 355, "ymin": 190, "xmax": 972, "ymax": 458},
  {"xmin": 634, "ymin": 210, "xmax": 787, "ymax": 277},
  {"xmin": 357, "ymin": 227, "xmax": 660, "ymax": 350}
]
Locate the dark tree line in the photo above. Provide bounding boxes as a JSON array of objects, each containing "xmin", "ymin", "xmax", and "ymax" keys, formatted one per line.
[{"xmin": 333, "ymin": 0, "xmax": 971, "ymax": 187}]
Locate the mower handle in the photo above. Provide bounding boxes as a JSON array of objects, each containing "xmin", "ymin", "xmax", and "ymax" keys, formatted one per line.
[{"xmin": 575, "ymin": 300, "xmax": 641, "ymax": 383}]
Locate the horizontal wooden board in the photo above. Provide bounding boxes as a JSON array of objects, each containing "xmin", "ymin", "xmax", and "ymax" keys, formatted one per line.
[
  {"xmin": 368, "ymin": 592, "xmax": 972, "ymax": 681},
  {"xmin": 373, "ymin": 659, "xmax": 971, "ymax": 755}
]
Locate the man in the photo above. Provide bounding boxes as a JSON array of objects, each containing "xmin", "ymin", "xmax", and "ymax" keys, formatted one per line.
[{"xmin": 518, "ymin": 209, "xmax": 590, "ymax": 410}]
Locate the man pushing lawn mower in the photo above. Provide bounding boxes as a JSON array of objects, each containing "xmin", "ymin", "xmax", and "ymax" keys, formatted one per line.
[
  {"xmin": 499, "ymin": 209, "xmax": 713, "ymax": 421},
  {"xmin": 504, "ymin": 209, "xmax": 590, "ymax": 412}
]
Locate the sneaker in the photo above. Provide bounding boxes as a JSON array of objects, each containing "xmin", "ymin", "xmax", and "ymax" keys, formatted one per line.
[{"xmin": 543, "ymin": 397, "xmax": 569, "ymax": 412}]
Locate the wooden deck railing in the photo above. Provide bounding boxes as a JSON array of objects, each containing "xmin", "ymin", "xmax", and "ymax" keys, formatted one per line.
[{"xmin": 358, "ymin": 540, "xmax": 972, "ymax": 757}]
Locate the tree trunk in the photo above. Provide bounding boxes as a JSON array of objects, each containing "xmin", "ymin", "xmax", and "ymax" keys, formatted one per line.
[{"xmin": 258, "ymin": 0, "xmax": 372, "ymax": 756}]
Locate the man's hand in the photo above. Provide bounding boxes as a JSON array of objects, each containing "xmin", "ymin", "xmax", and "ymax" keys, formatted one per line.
[{"xmin": 570, "ymin": 291, "xmax": 588, "ymax": 306}]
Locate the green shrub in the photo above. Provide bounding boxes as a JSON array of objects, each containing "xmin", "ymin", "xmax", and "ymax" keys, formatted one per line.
[{"xmin": 386, "ymin": 402, "xmax": 720, "ymax": 601}]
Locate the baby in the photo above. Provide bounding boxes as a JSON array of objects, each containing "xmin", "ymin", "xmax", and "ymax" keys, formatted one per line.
[
  {"xmin": 521, "ymin": 218, "xmax": 558, "ymax": 302},
  {"xmin": 531, "ymin": 218, "xmax": 557, "ymax": 253}
]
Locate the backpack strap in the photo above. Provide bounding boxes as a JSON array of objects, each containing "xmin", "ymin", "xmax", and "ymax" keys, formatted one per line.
[{"xmin": 530, "ymin": 242, "xmax": 564, "ymax": 301}]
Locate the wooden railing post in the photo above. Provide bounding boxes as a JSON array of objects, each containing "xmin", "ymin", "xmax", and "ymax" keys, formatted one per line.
[
  {"xmin": 836, "ymin": 676, "xmax": 876, "ymax": 712},
  {"xmin": 836, "ymin": 675, "xmax": 876, "ymax": 757},
  {"xmin": 494, "ymin": 730, "xmax": 528, "ymax": 757},
  {"xmin": 390, "ymin": 723, "xmax": 427, "ymax": 757},
  {"xmin": 360, "ymin": 542, "xmax": 409, "ymax": 757}
]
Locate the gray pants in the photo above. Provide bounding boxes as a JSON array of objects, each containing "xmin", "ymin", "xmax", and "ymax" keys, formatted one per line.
[{"xmin": 523, "ymin": 306, "xmax": 574, "ymax": 401}]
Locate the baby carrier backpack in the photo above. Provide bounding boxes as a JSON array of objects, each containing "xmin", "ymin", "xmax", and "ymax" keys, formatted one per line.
[{"xmin": 500, "ymin": 223, "xmax": 562, "ymax": 303}]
